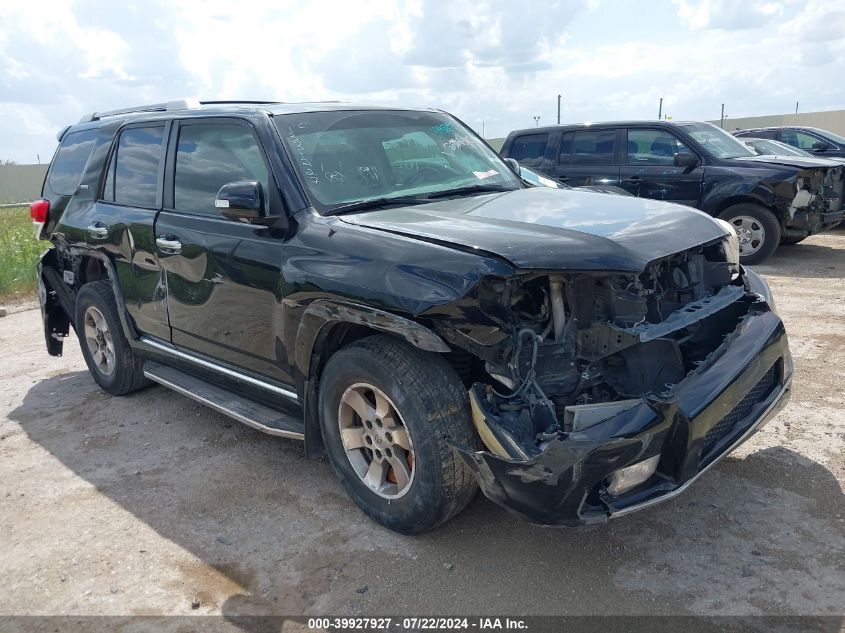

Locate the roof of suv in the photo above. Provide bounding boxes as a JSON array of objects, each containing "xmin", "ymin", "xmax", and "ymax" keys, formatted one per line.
[
  {"xmin": 78, "ymin": 99, "xmax": 435, "ymax": 123},
  {"xmin": 508, "ymin": 120, "xmax": 702, "ymax": 135},
  {"xmin": 61, "ymin": 99, "xmax": 439, "ymax": 141},
  {"xmin": 737, "ymin": 126, "xmax": 828, "ymax": 132}
]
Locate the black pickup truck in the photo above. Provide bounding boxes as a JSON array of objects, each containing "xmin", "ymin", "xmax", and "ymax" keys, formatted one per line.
[
  {"xmin": 32, "ymin": 101, "xmax": 792, "ymax": 533},
  {"xmin": 501, "ymin": 120, "xmax": 844, "ymax": 264}
]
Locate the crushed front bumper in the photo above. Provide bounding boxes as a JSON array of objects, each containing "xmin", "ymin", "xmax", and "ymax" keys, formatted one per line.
[
  {"xmin": 787, "ymin": 208, "xmax": 845, "ymax": 235},
  {"xmin": 452, "ymin": 304, "xmax": 793, "ymax": 526}
]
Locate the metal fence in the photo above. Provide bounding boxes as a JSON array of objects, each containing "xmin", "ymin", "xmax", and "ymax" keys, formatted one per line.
[{"xmin": 0, "ymin": 164, "xmax": 48, "ymax": 205}]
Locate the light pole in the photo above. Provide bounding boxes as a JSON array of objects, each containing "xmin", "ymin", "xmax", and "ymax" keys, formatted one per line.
[
  {"xmin": 557, "ymin": 95, "xmax": 561, "ymax": 125},
  {"xmin": 533, "ymin": 115, "xmax": 541, "ymax": 127},
  {"xmin": 720, "ymin": 103, "xmax": 725, "ymax": 129},
  {"xmin": 658, "ymin": 97, "xmax": 663, "ymax": 120}
]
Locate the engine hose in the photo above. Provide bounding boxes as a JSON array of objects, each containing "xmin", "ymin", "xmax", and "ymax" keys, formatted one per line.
[{"xmin": 489, "ymin": 329, "xmax": 542, "ymax": 401}]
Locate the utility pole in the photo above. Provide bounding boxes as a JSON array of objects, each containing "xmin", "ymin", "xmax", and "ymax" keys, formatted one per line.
[
  {"xmin": 482, "ymin": 121, "xmax": 485, "ymax": 138},
  {"xmin": 557, "ymin": 95, "xmax": 561, "ymax": 125},
  {"xmin": 795, "ymin": 101, "xmax": 799, "ymax": 114},
  {"xmin": 720, "ymin": 103, "xmax": 725, "ymax": 129},
  {"xmin": 658, "ymin": 98, "xmax": 663, "ymax": 120},
  {"xmin": 533, "ymin": 115, "xmax": 541, "ymax": 127}
]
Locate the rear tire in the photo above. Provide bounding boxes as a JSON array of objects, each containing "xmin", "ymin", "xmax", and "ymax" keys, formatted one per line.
[
  {"xmin": 718, "ymin": 203, "xmax": 781, "ymax": 265},
  {"xmin": 318, "ymin": 335, "xmax": 478, "ymax": 534},
  {"xmin": 75, "ymin": 280, "xmax": 150, "ymax": 396}
]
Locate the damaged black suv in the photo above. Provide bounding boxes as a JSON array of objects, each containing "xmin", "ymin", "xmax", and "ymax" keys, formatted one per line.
[{"xmin": 33, "ymin": 100, "xmax": 792, "ymax": 533}]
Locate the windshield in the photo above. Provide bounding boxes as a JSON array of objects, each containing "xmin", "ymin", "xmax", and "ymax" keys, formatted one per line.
[
  {"xmin": 679, "ymin": 122, "xmax": 757, "ymax": 159},
  {"xmin": 815, "ymin": 128, "xmax": 845, "ymax": 145},
  {"xmin": 275, "ymin": 110, "xmax": 520, "ymax": 213},
  {"xmin": 749, "ymin": 139, "xmax": 811, "ymax": 157},
  {"xmin": 519, "ymin": 165, "xmax": 559, "ymax": 188}
]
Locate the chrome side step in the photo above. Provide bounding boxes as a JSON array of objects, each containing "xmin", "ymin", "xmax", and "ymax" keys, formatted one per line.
[
  {"xmin": 139, "ymin": 336, "xmax": 298, "ymax": 402},
  {"xmin": 143, "ymin": 361, "xmax": 305, "ymax": 440}
]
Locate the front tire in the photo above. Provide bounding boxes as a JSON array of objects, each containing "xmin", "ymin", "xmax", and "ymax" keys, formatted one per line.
[
  {"xmin": 718, "ymin": 203, "xmax": 781, "ymax": 265},
  {"xmin": 318, "ymin": 335, "xmax": 478, "ymax": 534},
  {"xmin": 75, "ymin": 280, "xmax": 150, "ymax": 396}
]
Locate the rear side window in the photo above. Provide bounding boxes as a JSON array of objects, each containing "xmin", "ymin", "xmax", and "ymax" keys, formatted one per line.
[
  {"xmin": 507, "ymin": 133, "xmax": 548, "ymax": 168},
  {"xmin": 174, "ymin": 122, "xmax": 269, "ymax": 215},
  {"xmin": 111, "ymin": 126, "xmax": 166, "ymax": 208},
  {"xmin": 48, "ymin": 129, "xmax": 98, "ymax": 195},
  {"xmin": 566, "ymin": 130, "xmax": 616, "ymax": 165}
]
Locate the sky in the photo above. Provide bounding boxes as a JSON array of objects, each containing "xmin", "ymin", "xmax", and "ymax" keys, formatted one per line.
[{"xmin": 1, "ymin": 0, "xmax": 843, "ymax": 163}]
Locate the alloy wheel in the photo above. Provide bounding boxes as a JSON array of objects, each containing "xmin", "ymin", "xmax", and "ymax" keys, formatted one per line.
[
  {"xmin": 337, "ymin": 382, "xmax": 415, "ymax": 499},
  {"xmin": 83, "ymin": 306, "xmax": 116, "ymax": 376}
]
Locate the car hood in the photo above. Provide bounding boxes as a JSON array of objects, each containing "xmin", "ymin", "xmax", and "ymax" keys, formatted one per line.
[
  {"xmin": 729, "ymin": 155, "xmax": 834, "ymax": 169},
  {"xmin": 338, "ymin": 188, "xmax": 728, "ymax": 272}
]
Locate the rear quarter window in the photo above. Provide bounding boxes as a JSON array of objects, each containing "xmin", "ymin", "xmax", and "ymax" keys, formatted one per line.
[
  {"xmin": 111, "ymin": 126, "xmax": 166, "ymax": 208},
  {"xmin": 47, "ymin": 129, "xmax": 98, "ymax": 195}
]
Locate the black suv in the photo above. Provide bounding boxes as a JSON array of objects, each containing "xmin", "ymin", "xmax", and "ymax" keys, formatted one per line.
[
  {"xmin": 733, "ymin": 126, "xmax": 845, "ymax": 159},
  {"xmin": 501, "ymin": 121, "xmax": 844, "ymax": 264},
  {"xmin": 33, "ymin": 100, "xmax": 792, "ymax": 533}
]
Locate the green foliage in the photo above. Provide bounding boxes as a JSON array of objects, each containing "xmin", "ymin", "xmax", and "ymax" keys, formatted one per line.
[{"xmin": 0, "ymin": 206, "xmax": 48, "ymax": 300}]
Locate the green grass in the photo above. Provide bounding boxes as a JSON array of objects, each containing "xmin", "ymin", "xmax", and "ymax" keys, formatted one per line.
[{"xmin": 0, "ymin": 206, "xmax": 48, "ymax": 301}]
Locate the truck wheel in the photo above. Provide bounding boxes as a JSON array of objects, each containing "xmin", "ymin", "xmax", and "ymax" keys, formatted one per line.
[
  {"xmin": 318, "ymin": 335, "xmax": 478, "ymax": 534},
  {"xmin": 75, "ymin": 280, "xmax": 150, "ymax": 396},
  {"xmin": 718, "ymin": 204, "xmax": 781, "ymax": 265},
  {"xmin": 780, "ymin": 236, "xmax": 806, "ymax": 246}
]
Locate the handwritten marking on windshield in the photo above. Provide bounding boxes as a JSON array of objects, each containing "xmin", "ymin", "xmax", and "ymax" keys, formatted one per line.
[
  {"xmin": 430, "ymin": 122, "xmax": 453, "ymax": 136},
  {"xmin": 287, "ymin": 126, "xmax": 319, "ymax": 184},
  {"xmin": 442, "ymin": 135, "xmax": 474, "ymax": 154}
]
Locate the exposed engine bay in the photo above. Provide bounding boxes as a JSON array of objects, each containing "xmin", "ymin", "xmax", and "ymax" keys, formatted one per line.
[{"xmin": 463, "ymin": 237, "xmax": 750, "ymax": 460}]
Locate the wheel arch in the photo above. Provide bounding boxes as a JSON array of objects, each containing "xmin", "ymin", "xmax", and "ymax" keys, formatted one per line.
[
  {"xmin": 69, "ymin": 249, "xmax": 140, "ymax": 343},
  {"xmin": 711, "ymin": 195, "xmax": 784, "ymax": 223},
  {"xmin": 294, "ymin": 300, "xmax": 452, "ymax": 459}
]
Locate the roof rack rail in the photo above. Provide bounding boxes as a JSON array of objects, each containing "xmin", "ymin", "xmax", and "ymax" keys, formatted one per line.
[
  {"xmin": 78, "ymin": 98, "xmax": 202, "ymax": 124},
  {"xmin": 199, "ymin": 100, "xmax": 284, "ymax": 106}
]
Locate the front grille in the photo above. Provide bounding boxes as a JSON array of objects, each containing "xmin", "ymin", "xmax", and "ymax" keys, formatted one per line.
[{"xmin": 703, "ymin": 364, "xmax": 778, "ymax": 456}]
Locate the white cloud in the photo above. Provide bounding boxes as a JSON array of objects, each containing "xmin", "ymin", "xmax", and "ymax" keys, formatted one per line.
[
  {"xmin": 0, "ymin": 0, "xmax": 842, "ymax": 162},
  {"xmin": 674, "ymin": 0, "xmax": 784, "ymax": 30}
]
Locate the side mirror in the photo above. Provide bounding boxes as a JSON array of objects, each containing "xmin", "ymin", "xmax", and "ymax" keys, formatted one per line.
[
  {"xmin": 812, "ymin": 141, "xmax": 833, "ymax": 151},
  {"xmin": 674, "ymin": 152, "xmax": 699, "ymax": 167},
  {"xmin": 503, "ymin": 157, "xmax": 522, "ymax": 176},
  {"xmin": 216, "ymin": 181, "xmax": 264, "ymax": 221}
]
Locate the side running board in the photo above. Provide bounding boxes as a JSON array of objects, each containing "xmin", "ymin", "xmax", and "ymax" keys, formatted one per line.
[{"xmin": 143, "ymin": 361, "xmax": 305, "ymax": 440}]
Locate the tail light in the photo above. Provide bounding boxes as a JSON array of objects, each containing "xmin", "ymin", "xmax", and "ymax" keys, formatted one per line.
[{"xmin": 30, "ymin": 199, "xmax": 50, "ymax": 240}]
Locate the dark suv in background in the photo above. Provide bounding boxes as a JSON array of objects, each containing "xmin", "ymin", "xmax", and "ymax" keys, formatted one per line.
[
  {"xmin": 31, "ymin": 100, "xmax": 791, "ymax": 533},
  {"xmin": 501, "ymin": 121, "xmax": 844, "ymax": 264},
  {"xmin": 733, "ymin": 126, "xmax": 845, "ymax": 159}
]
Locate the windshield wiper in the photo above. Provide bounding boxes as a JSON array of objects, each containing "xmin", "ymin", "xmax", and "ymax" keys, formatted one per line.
[
  {"xmin": 422, "ymin": 184, "xmax": 518, "ymax": 199},
  {"xmin": 327, "ymin": 184, "xmax": 517, "ymax": 215},
  {"xmin": 328, "ymin": 195, "xmax": 433, "ymax": 216}
]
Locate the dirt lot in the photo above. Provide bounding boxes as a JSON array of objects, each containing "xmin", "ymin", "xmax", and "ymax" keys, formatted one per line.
[{"xmin": 1, "ymin": 229, "xmax": 843, "ymax": 625}]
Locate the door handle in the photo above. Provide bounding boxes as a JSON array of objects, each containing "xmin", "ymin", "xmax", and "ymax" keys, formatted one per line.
[
  {"xmin": 87, "ymin": 223, "xmax": 109, "ymax": 239},
  {"xmin": 156, "ymin": 236, "xmax": 182, "ymax": 253}
]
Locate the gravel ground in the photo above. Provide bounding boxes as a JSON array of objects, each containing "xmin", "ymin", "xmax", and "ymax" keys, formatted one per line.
[{"xmin": 0, "ymin": 229, "xmax": 843, "ymax": 626}]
